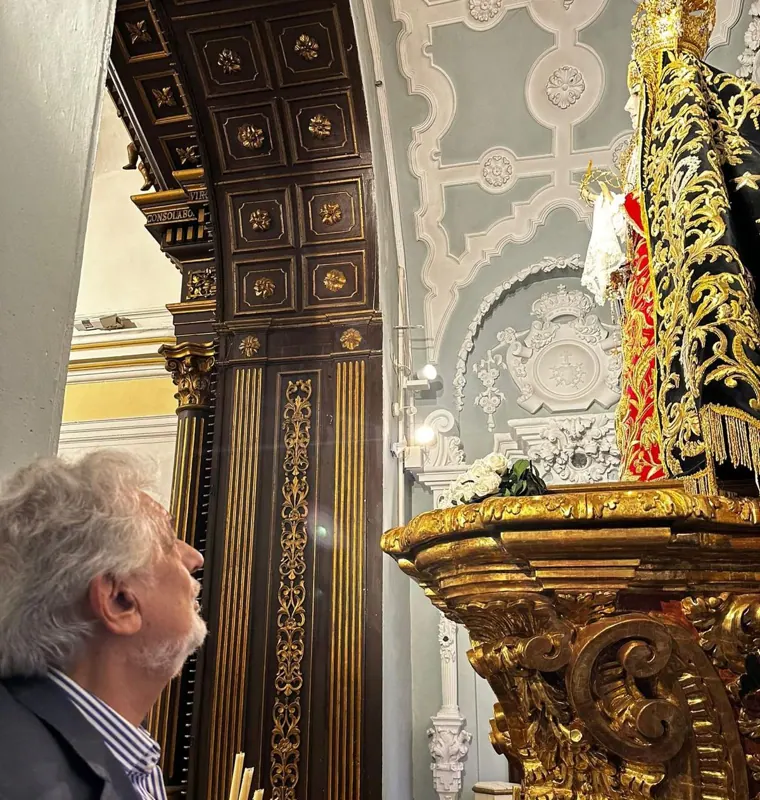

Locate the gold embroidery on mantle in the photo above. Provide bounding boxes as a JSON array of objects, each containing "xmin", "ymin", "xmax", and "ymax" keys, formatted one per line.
[
  {"xmin": 270, "ymin": 380, "xmax": 312, "ymax": 800},
  {"xmin": 642, "ymin": 50, "xmax": 760, "ymax": 490}
]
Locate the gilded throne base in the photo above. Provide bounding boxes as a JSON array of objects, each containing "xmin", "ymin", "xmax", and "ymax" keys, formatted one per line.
[{"xmin": 382, "ymin": 482, "xmax": 760, "ymax": 800}]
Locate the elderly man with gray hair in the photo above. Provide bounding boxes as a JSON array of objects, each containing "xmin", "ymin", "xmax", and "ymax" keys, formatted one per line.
[{"xmin": 0, "ymin": 450, "xmax": 206, "ymax": 800}]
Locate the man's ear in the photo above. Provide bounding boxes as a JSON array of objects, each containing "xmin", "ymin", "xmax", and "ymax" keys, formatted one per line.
[{"xmin": 88, "ymin": 574, "xmax": 143, "ymax": 636}]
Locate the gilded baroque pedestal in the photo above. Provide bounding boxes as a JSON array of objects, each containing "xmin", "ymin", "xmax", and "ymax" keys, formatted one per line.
[{"xmin": 382, "ymin": 482, "xmax": 760, "ymax": 800}]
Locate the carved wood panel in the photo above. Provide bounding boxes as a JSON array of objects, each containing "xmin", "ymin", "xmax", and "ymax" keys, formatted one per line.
[
  {"xmin": 145, "ymin": 2, "xmax": 382, "ymax": 800},
  {"xmin": 108, "ymin": 0, "xmax": 203, "ymax": 190}
]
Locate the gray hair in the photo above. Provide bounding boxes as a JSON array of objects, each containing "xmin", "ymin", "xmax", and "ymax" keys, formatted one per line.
[{"xmin": 0, "ymin": 450, "xmax": 166, "ymax": 677}]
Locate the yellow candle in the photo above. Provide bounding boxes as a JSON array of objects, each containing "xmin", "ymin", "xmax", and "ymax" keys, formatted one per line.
[
  {"xmin": 228, "ymin": 753, "xmax": 245, "ymax": 800},
  {"xmin": 252, "ymin": 791, "xmax": 264, "ymax": 800},
  {"xmin": 238, "ymin": 767, "xmax": 255, "ymax": 800}
]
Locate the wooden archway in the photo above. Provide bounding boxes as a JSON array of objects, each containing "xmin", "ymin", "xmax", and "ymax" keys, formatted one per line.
[{"xmin": 107, "ymin": 3, "xmax": 383, "ymax": 799}]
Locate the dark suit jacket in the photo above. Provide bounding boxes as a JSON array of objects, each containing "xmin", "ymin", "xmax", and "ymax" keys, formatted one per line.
[{"xmin": 0, "ymin": 677, "xmax": 140, "ymax": 800}]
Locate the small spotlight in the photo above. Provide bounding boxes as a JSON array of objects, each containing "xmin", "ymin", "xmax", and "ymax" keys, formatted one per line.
[
  {"xmin": 415, "ymin": 425, "xmax": 436, "ymax": 446},
  {"xmin": 419, "ymin": 364, "xmax": 438, "ymax": 382}
]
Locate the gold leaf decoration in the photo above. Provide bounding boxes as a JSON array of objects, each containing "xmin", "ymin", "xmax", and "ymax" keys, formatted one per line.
[
  {"xmin": 187, "ymin": 268, "xmax": 216, "ymax": 299},
  {"xmin": 253, "ymin": 277, "xmax": 276, "ymax": 299},
  {"xmin": 237, "ymin": 124, "xmax": 265, "ymax": 151},
  {"xmin": 340, "ymin": 328, "xmax": 362, "ymax": 351},
  {"xmin": 126, "ymin": 20, "xmax": 152, "ymax": 44},
  {"xmin": 152, "ymin": 87, "xmax": 176, "ymax": 108},
  {"xmin": 294, "ymin": 34, "xmax": 319, "ymax": 61},
  {"xmin": 323, "ymin": 269, "xmax": 347, "ymax": 293},
  {"xmin": 239, "ymin": 335, "xmax": 261, "ymax": 358},
  {"xmin": 161, "ymin": 342, "xmax": 215, "ymax": 409},
  {"xmin": 175, "ymin": 145, "xmax": 199, "ymax": 166},
  {"xmin": 249, "ymin": 209, "xmax": 272, "ymax": 232},
  {"xmin": 309, "ymin": 114, "xmax": 332, "ymax": 140},
  {"xmin": 319, "ymin": 202, "xmax": 342, "ymax": 226},
  {"xmin": 217, "ymin": 48, "xmax": 242, "ymax": 75},
  {"xmin": 269, "ymin": 379, "xmax": 312, "ymax": 800}
]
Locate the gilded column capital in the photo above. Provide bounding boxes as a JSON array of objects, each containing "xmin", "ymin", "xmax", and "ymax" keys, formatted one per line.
[{"xmin": 160, "ymin": 341, "xmax": 215, "ymax": 410}]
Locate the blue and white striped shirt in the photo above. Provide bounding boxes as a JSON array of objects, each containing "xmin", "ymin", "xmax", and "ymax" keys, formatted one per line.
[{"xmin": 49, "ymin": 669, "xmax": 168, "ymax": 800}]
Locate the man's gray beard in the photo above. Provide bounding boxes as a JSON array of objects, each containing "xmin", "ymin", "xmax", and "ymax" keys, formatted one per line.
[{"xmin": 136, "ymin": 609, "xmax": 208, "ymax": 678}]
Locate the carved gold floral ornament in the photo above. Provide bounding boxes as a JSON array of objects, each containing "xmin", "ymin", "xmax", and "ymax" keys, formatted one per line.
[
  {"xmin": 340, "ymin": 328, "xmax": 362, "ymax": 351},
  {"xmin": 126, "ymin": 20, "xmax": 151, "ymax": 44},
  {"xmin": 176, "ymin": 145, "xmax": 199, "ymax": 166},
  {"xmin": 187, "ymin": 268, "xmax": 216, "ymax": 300},
  {"xmin": 152, "ymin": 87, "xmax": 176, "ymax": 108},
  {"xmin": 309, "ymin": 114, "xmax": 332, "ymax": 140},
  {"xmin": 295, "ymin": 34, "xmax": 319, "ymax": 61},
  {"xmin": 239, "ymin": 335, "xmax": 260, "ymax": 357},
  {"xmin": 269, "ymin": 379, "xmax": 312, "ymax": 794},
  {"xmin": 319, "ymin": 202, "xmax": 342, "ymax": 226},
  {"xmin": 237, "ymin": 124, "xmax": 265, "ymax": 151},
  {"xmin": 252, "ymin": 277, "xmax": 276, "ymax": 299},
  {"xmin": 249, "ymin": 209, "xmax": 272, "ymax": 232},
  {"xmin": 323, "ymin": 269, "xmax": 347, "ymax": 292},
  {"xmin": 217, "ymin": 48, "xmax": 242, "ymax": 74}
]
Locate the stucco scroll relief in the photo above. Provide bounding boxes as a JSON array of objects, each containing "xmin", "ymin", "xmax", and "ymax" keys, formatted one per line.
[
  {"xmin": 453, "ymin": 254, "xmax": 584, "ymax": 412},
  {"xmin": 738, "ymin": 1, "xmax": 760, "ymax": 82},
  {"xmin": 393, "ymin": 0, "xmax": 609, "ymax": 362},
  {"xmin": 393, "ymin": 0, "xmax": 744, "ymax": 361},
  {"xmin": 494, "ymin": 412, "xmax": 620, "ymax": 484},
  {"xmin": 473, "ymin": 284, "xmax": 620, "ymax": 430}
]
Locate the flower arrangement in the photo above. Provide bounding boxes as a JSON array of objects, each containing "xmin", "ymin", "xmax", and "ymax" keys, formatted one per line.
[{"xmin": 439, "ymin": 455, "xmax": 547, "ymax": 508}]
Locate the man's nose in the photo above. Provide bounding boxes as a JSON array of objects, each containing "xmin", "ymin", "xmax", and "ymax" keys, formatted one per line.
[{"xmin": 179, "ymin": 539, "xmax": 204, "ymax": 573}]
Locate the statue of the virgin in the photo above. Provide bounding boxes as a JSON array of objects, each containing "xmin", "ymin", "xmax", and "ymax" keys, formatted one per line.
[{"xmin": 583, "ymin": 0, "xmax": 760, "ymax": 494}]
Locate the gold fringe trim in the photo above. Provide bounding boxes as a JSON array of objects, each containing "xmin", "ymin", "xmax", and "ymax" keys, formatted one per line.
[
  {"xmin": 684, "ymin": 471, "xmax": 714, "ymax": 496},
  {"xmin": 693, "ymin": 406, "xmax": 760, "ymax": 495}
]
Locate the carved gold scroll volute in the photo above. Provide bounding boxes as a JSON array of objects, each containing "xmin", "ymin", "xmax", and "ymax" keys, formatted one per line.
[{"xmin": 462, "ymin": 599, "xmax": 753, "ymax": 800}]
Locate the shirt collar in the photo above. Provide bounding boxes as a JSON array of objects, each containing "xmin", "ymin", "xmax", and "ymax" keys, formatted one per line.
[{"xmin": 48, "ymin": 669, "xmax": 161, "ymax": 777}]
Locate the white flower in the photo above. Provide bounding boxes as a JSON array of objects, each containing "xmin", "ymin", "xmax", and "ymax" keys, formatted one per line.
[
  {"xmin": 469, "ymin": 462, "xmax": 494, "ymax": 480},
  {"xmin": 460, "ymin": 485, "xmax": 478, "ymax": 503},
  {"xmin": 474, "ymin": 473, "xmax": 501, "ymax": 498},
  {"xmin": 438, "ymin": 490, "xmax": 454, "ymax": 509},
  {"xmin": 482, "ymin": 453, "xmax": 509, "ymax": 474}
]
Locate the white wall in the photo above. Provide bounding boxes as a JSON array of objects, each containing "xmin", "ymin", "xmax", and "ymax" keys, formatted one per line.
[
  {"xmin": 0, "ymin": 0, "xmax": 117, "ymax": 474},
  {"xmin": 58, "ymin": 417, "xmax": 178, "ymax": 508},
  {"xmin": 77, "ymin": 96, "xmax": 180, "ymax": 317}
]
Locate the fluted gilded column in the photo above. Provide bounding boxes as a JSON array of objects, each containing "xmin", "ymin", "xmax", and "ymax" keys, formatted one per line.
[
  {"xmin": 160, "ymin": 342, "xmax": 216, "ymax": 550},
  {"xmin": 148, "ymin": 341, "xmax": 215, "ymax": 774}
]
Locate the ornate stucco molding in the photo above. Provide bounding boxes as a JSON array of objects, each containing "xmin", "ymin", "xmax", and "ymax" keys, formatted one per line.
[
  {"xmin": 494, "ymin": 412, "xmax": 620, "ymax": 484},
  {"xmin": 391, "ymin": 0, "xmax": 612, "ymax": 360},
  {"xmin": 428, "ymin": 613, "xmax": 472, "ymax": 800},
  {"xmin": 738, "ymin": 1, "xmax": 760, "ymax": 81},
  {"xmin": 453, "ymin": 255, "xmax": 584, "ymax": 412},
  {"xmin": 411, "ymin": 410, "xmax": 620, "ymax": 504},
  {"xmin": 472, "ymin": 285, "xmax": 620, "ymax": 430},
  {"xmin": 389, "ymin": 0, "xmax": 743, "ymax": 361}
]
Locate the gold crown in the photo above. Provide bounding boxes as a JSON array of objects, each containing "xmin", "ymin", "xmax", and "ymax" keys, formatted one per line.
[
  {"xmin": 631, "ymin": 0, "xmax": 715, "ymax": 62},
  {"xmin": 627, "ymin": 60, "xmax": 642, "ymax": 92}
]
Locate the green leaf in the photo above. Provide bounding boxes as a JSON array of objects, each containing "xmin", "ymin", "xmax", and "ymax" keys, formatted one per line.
[{"xmin": 512, "ymin": 459, "xmax": 530, "ymax": 477}]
